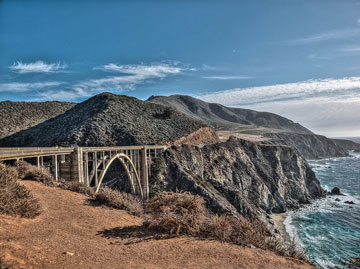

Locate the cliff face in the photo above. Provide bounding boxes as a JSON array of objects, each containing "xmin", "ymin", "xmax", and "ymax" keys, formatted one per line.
[
  {"xmin": 332, "ymin": 139, "xmax": 360, "ymax": 152},
  {"xmin": 159, "ymin": 137, "xmax": 324, "ymax": 218},
  {"xmin": 171, "ymin": 127, "xmax": 220, "ymax": 146},
  {"xmin": 264, "ymin": 133, "xmax": 350, "ymax": 159}
]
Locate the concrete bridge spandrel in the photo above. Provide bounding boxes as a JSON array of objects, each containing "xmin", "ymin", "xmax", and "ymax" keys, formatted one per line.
[{"xmin": 0, "ymin": 145, "xmax": 166, "ymax": 200}]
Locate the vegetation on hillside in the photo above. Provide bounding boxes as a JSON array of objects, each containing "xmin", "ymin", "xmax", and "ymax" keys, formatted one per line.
[
  {"xmin": 0, "ymin": 100, "xmax": 75, "ymax": 139},
  {"xmin": 0, "ymin": 163, "xmax": 41, "ymax": 218}
]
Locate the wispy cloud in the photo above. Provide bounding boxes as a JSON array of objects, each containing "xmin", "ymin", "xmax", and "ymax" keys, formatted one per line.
[
  {"xmin": 75, "ymin": 62, "xmax": 187, "ymax": 94},
  {"xmin": 280, "ymin": 29, "xmax": 360, "ymax": 45},
  {"xmin": 39, "ymin": 62, "xmax": 191, "ymax": 101},
  {"xmin": 0, "ymin": 81, "xmax": 65, "ymax": 93},
  {"xmin": 202, "ymin": 75, "xmax": 254, "ymax": 80},
  {"xmin": 339, "ymin": 45, "xmax": 360, "ymax": 52},
  {"xmin": 200, "ymin": 77, "xmax": 360, "ymax": 106},
  {"xmin": 10, "ymin": 61, "xmax": 67, "ymax": 74}
]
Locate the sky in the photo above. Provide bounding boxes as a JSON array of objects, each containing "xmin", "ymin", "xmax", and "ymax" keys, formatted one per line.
[{"xmin": 1, "ymin": 0, "xmax": 360, "ymax": 137}]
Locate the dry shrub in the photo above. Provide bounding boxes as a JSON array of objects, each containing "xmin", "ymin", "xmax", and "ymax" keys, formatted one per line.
[
  {"xmin": 60, "ymin": 181, "xmax": 95, "ymax": 196},
  {"xmin": 16, "ymin": 160, "xmax": 53, "ymax": 184},
  {"xmin": 0, "ymin": 162, "xmax": 41, "ymax": 218},
  {"xmin": 144, "ymin": 192, "xmax": 207, "ymax": 235},
  {"xmin": 95, "ymin": 187, "xmax": 143, "ymax": 216},
  {"xmin": 144, "ymin": 192, "xmax": 308, "ymax": 261}
]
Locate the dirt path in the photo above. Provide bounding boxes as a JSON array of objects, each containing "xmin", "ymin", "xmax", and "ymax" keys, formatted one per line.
[{"xmin": 0, "ymin": 181, "xmax": 313, "ymax": 269}]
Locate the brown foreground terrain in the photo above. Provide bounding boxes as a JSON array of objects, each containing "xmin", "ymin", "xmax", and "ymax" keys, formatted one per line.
[{"xmin": 0, "ymin": 181, "xmax": 313, "ymax": 269}]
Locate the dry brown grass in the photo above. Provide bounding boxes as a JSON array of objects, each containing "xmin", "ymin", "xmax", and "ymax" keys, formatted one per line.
[
  {"xmin": 95, "ymin": 187, "xmax": 144, "ymax": 216},
  {"xmin": 0, "ymin": 162, "xmax": 41, "ymax": 218},
  {"xmin": 16, "ymin": 160, "xmax": 53, "ymax": 184},
  {"xmin": 60, "ymin": 181, "xmax": 95, "ymax": 196},
  {"xmin": 144, "ymin": 192, "xmax": 207, "ymax": 235},
  {"xmin": 144, "ymin": 192, "xmax": 308, "ymax": 261}
]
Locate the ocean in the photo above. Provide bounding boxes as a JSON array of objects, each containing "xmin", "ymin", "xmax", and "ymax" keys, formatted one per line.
[{"xmin": 284, "ymin": 152, "xmax": 360, "ymax": 268}]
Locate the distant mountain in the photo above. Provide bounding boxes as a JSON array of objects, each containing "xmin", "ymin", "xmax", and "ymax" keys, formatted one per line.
[
  {"xmin": 0, "ymin": 93, "xmax": 215, "ymax": 147},
  {"xmin": 148, "ymin": 95, "xmax": 313, "ymax": 134},
  {"xmin": 0, "ymin": 101, "xmax": 75, "ymax": 139},
  {"xmin": 148, "ymin": 95, "xmax": 360, "ymax": 159}
]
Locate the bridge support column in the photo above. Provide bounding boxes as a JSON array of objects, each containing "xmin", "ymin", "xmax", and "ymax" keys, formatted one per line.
[
  {"xmin": 141, "ymin": 147, "xmax": 149, "ymax": 200},
  {"xmin": 72, "ymin": 147, "xmax": 84, "ymax": 183}
]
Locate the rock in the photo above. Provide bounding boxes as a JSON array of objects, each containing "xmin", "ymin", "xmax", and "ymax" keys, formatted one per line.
[
  {"xmin": 160, "ymin": 137, "xmax": 324, "ymax": 218},
  {"xmin": 63, "ymin": 251, "xmax": 74, "ymax": 256},
  {"xmin": 335, "ymin": 198, "xmax": 341, "ymax": 201},
  {"xmin": 266, "ymin": 215, "xmax": 271, "ymax": 219},
  {"xmin": 331, "ymin": 187, "xmax": 341, "ymax": 195},
  {"xmin": 344, "ymin": 201, "xmax": 355, "ymax": 205},
  {"xmin": 268, "ymin": 220, "xmax": 274, "ymax": 225}
]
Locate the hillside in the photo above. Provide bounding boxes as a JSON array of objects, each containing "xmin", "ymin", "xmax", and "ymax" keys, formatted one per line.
[
  {"xmin": 0, "ymin": 101, "xmax": 75, "ymax": 139},
  {"xmin": 148, "ymin": 95, "xmax": 360, "ymax": 159},
  {"xmin": 0, "ymin": 181, "xmax": 313, "ymax": 269},
  {"xmin": 148, "ymin": 95, "xmax": 313, "ymax": 134},
  {"xmin": 0, "ymin": 93, "xmax": 217, "ymax": 147}
]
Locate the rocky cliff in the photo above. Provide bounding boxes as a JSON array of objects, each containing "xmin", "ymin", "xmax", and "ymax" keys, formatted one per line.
[
  {"xmin": 264, "ymin": 133, "xmax": 350, "ymax": 159},
  {"xmin": 332, "ymin": 138, "xmax": 360, "ymax": 152},
  {"xmin": 156, "ymin": 137, "xmax": 324, "ymax": 218}
]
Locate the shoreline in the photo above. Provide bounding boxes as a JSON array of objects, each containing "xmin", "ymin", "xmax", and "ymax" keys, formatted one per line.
[{"xmin": 271, "ymin": 212, "xmax": 291, "ymax": 242}]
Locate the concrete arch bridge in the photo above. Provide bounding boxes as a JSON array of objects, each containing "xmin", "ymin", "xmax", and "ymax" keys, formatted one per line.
[{"xmin": 0, "ymin": 145, "xmax": 166, "ymax": 199}]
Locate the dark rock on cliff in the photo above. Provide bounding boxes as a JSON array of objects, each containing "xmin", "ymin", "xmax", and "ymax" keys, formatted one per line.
[
  {"xmin": 0, "ymin": 100, "xmax": 75, "ymax": 139},
  {"xmin": 159, "ymin": 137, "xmax": 324, "ymax": 218},
  {"xmin": 0, "ymin": 93, "xmax": 212, "ymax": 147},
  {"xmin": 264, "ymin": 132, "xmax": 350, "ymax": 160}
]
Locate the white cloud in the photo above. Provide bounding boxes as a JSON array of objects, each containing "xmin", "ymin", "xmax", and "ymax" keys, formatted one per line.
[
  {"xmin": 280, "ymin": 29, "xmax": 360, "ymax": 45},
  {"xmin": 202, "ymin": 75, "xmax": 253, "ymax": 80},
  {"xmin": 339, "ymin": 45, "xmax": 360, "ymax": 52},
  {"xmin": 76, "ymin": 63, "xmax": 186, "ymax": 94},
  {"xmin": 37, "ymin": 62, "xmax": 190, "ymax": 101},
  {"xmin": 0, "ymin": 81, "xmax": 65, "ymax": 92},
  {"xmin": 200, "ymin": 77, "xmax": 360, "ymax": 137},
  {"xmin": 10, "ymin": 61, "xmax": 67, "ymax": 74},
  {"xmin": 200, "ymin": 77, "xmax": 360, "ymax": 106}
]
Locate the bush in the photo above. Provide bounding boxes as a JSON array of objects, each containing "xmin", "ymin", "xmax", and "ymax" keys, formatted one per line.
[
  {"xmin": 16, "ymin": 160, "xmax": 53, "ymax": 184},
  {"xmin": 144, "ymin": 192, "xmax": 208, "ymax": 235},
  {"xmin": 0, "ymin": 162, "xmax": 41, "ymax": 218},
  {"xmin": 95, "ymin": 187, "xmax": 143, "ymax": 216},
  {"xmin": 144, "ymin": 192, "xmax": 308, "ymax": 261},
  {"xmin": 60, "ymin": 181, "xmax": 95, "ymax": 196}
]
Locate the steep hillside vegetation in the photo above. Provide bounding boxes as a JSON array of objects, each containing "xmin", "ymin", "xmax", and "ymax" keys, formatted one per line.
[
  {"xmin": 157, "ymin": 137, "xmax": 324, "ymax": 218},
  {"xmin": 0, "ymin": 101, "xmax": 75, "ymax": 139},
  {"xmin": 148, "ymin": 95, "xmax": 313, "ymax": 134},
  {"xmin": 0, "ymin": 93, "xmax": 212, "ymax": 147}
]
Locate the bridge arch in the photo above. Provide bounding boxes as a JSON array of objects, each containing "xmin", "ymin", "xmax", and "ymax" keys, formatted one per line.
[{"xmin": 95, "ymin": 153, "xmax": 143, "ymax": 199}]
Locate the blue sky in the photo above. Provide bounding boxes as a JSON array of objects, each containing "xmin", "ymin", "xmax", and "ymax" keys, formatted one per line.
[{"xmin": 1, "ymin": 0, "xmax": 360, "ymax": 137}]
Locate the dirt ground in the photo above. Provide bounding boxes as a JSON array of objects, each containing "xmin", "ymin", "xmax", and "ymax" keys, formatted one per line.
[{"xmin": 0, "ymin": 181, "xmax": 314, "ymax": 269}]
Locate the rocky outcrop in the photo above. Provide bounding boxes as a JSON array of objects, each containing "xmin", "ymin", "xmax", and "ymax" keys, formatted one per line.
[
  {"xmin": 159, "ymin": 137, "xmax": 324, "ymax": 218},
  {"xmin": 0, "ymin": 93, "xmax": 208, "ymax": 147},
  {"xmin": 332, "ymin": 139, "xmax": 360, "ymax": 152},
  {"xmin": 264, "ymin": 133, "xmax": 350, "ymax": 159},
  {"xmin": 172, "ymin": 127, "xmax": 220, "ymax": 146}
]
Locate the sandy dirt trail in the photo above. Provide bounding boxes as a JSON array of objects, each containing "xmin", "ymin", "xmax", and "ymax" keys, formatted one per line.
[{"xmin": 0, "ymin": 181, "xmax": 313, "ymax": 269}]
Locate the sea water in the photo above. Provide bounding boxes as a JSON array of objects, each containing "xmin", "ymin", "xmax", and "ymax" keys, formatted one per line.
[{"xmin": 284, "ymin": 152, "xmax": 360, "ymax": 268}]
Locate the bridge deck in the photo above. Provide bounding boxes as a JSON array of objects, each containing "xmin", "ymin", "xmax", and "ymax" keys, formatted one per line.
[{"xmin": 0, "ymin": 145, "xmax": 166, "ymax": 161}]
